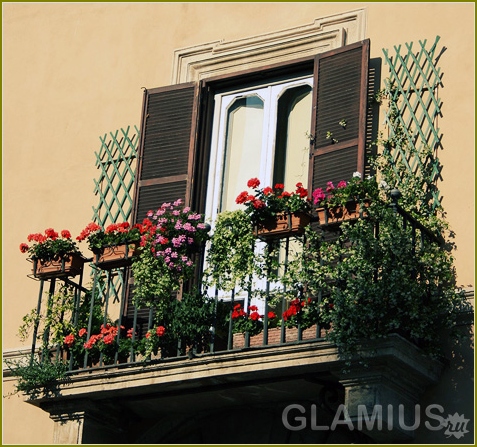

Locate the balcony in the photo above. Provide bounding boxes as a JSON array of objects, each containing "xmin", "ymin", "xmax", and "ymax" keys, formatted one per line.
[{"xmin": 9, "ymin": 191, "xmax": 465, "ymax": 443}]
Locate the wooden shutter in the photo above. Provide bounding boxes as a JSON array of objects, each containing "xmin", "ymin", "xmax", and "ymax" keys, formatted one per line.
[
  {"xmin": 309, "ymin": 40, "xmax": 370, "ymax": 192},
  {"xmin": 132, "ymin": 82, "xmax": 200, "ymax": 224},
  {"xmin": 127, "ymin": 83, "xmax": 200, "ymax": 324}
]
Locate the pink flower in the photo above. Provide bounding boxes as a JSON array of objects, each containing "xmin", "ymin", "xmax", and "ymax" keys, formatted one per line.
[
  {"xmin": 312, "ymin": 188, "xmax": 325, "ymax": 205},
  {"xmin": 326, "ymin": 182, "xmax": 335, "ymax": 192},
  {"xmin": 337, "ymin": 180, "xmax": 347, "ymax": 188}
]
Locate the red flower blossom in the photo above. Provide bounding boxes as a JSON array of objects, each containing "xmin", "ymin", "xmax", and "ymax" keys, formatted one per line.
[
  {"xmin": 268, "ymin": 311, "xmax": 277, "ymax": 319},
  {"xmin": 247, "ymin": 178, "xmax": 260, "ymax": 189},
  {"xmin": 249, "ymin": 311, "xmax": 260, "ymax": 321},
  {"xmin": 274, "ymin": 183, "xmax": 284, "ymax": 191},
  {"xmin": 78, "ymin": 328, "xmax": 87, "ymax": 337},
  {"xmin": 262, "ymin": 187, "xmax": 273, "ymax": 196},
  {"xmin": 19, "ymin": 243, "xmax": 29, "ymax": 253},
  {"xmin": 155, "ymin": 326, "xmax": 166, "ymax": 337},
  {"xmin": 252, "ymin": 199, "xmax": 266, "ymax": 209},
  {"xmin": 45, "ymin": 228, "xmax": 58, "ymax": 240},
  {"xmin": 61, "ymin": 229, "xmax": 72, "ymax": 239},
  {"xmin": 235, "ymin": 191, "xmax": 249, "ymax": 204},
  {"xmin": 64, "ymin": 334, "xmax": 75, "ymax": 347},
  {"xmin": 102, "ymin": 334, "xmax": 115, "ymax": 345}
]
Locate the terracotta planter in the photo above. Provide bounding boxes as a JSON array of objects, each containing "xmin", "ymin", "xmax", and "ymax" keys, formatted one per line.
[
  {"xmin": 93, "ymin": 242, "xmax": 139, "ymax": 269},
  {"xmin": 32, "ymin": 253, "xmax": 85, "ymax": 279},
  {"xmin": 254, "ymin": 211, "xmax": 312, "ymax": 241},
  {"xmin": 316, "ymin": 200, "xmax": 370, "ymax": 228},
  {"xmin": 233, "ymin": 325, "xmax": 321, "ymax": 348}
]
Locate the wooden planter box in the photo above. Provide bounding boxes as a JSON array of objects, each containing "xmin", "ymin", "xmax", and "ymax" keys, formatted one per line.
[
  {"xmin": 93, "ymin": 242, "xmax": 139, "ymax": 270},
  {"xmin": 316, "ymin": 200, "xmax": 370, "ymax": 228},
  {"xmin": 32, "ymin": 253, "xmax": 85, "ymax": 279},
  {"xmin": 254, "ymin": 211, "xmax": 312, "ymax": 241}
]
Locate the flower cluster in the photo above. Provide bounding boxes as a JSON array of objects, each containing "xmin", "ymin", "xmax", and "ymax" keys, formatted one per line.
[
  {"xmin": 236, "ymin": 178, "xmax": 312, "ymax": 225},
  {"xmin": 231, "ymin": 303, "xmax": 277, "ymax": 336},
  {"xmin": 76, "ymin": 221, "xmax": 144, "ymax": 251},
  {"xmin": 81, "ymin": 323, "xmax": 136, "ymax": 362},
  {"xmin": 141, "ymin": 199, "xmax": 209, "ymax": 275},
  {"xmin": 312, "ymin": 172, "xmax": 378, "ymax": 209},
  {"xmin": 136, "ymin": 325, "xmax": 166, "ymax": 358},
  {"xmin": 19, "ymin": 228, "xmax": 81, "ymax": 261},
  {"xmin": 282, "ymin": 297, "xmax": 321, "ymax": 330},
  {"xmin": 83, "ymin": 323, "xmax": 125, "ymax": 350}
]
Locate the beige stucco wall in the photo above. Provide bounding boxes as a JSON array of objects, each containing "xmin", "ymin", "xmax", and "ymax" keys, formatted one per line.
[{"xmin": 2, "ymin": 3, "xmax": 474, "ymax": 444}]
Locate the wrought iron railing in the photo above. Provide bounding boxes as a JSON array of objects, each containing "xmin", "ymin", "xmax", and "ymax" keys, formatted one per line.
[{"xmin": 27, "ymin": 196, "xmax": 443, "ymax": 375}]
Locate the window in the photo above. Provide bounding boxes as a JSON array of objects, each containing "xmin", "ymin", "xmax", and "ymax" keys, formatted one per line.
[
  {"xmin": 131, "ymin": 40, "xmax": 370, "ymax": 307},
  {"xmin": 205, "ymin": 76, "xmax": 313, "ymax": 222}
]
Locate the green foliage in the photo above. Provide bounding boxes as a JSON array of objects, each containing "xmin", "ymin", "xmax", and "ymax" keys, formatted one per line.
[
  {"xmin": 171, "ymin": 289, "xmax": 216, "ymax": 352},
  {"xmin": 204, "ymin": 210, "xmax": 260, "ymax": 292},
  {"xmin": 5, "ymin": 355, "xmax": 68, "ymax": 399},
  {"xmin": 284, "ymin": 201, "xmax": 465, "ymax": 358},
  {"xmin": 131, "ymin": 249, "xmax": 178, "ymax": 308},
  {"xmin": 18, "ymin": 285, "xmax": 76, "ymax": 348}
]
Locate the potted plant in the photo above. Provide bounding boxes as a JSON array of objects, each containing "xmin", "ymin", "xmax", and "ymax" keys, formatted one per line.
[
  {"xmin": 76, "ymin": 221, "xmax": 144, "ymax": 269},
  {"xmin": 235, "ymin": 178, "xmax": 312, "ymax": 240},
  {"xmin": 203, "ymin": 209, "xmax": 259, "ymax": 293},
  {"xmin": 130, "ymin": 199, "xmax": 209, "ymax": 308},
  {"xmin": 312, "ymin": 172, "xmax": 379, "ymax": 228},
  {"xmin": 82, "ymin": 323, "xmax": 134, "ymax": 365},
  {"xmin": 20, "ymin": 228, "xmax": 85, "ymax": 278},
  {"xmin": 135, "ymin": 325, "xmax": 166, "ymax": 359},
  {"xmin": 283, "ymin": 198, "xmax": 466, "ymax": 359}
]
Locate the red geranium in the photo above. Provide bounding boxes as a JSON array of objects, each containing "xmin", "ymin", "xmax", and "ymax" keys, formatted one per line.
[{"xmin": 235, "ymin": 178, "xmax": 312, "ymax": 225}]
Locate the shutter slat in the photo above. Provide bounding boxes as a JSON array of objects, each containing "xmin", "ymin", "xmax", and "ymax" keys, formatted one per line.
[
  {"xmin": 309, "ymin": 40, "xmax": 369, "ymax": 192},
  {"xmin": 127, "ymin": 83, "xmax": 199, "ymax": 323}
]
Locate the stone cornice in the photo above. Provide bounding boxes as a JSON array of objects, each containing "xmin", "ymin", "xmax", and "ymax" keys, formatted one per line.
[{"xmin": 171, "ymin": 9, "xmax": 367, "ymax": 83}]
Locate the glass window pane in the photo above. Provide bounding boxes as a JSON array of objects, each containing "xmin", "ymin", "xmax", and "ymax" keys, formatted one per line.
[
  {"xmin": 273, "ymin": 85, "xmax": 312, "ymax": 189},
  {"xmin": 221, "ymin": 95, "xmax": 264, "ymax": 211}
]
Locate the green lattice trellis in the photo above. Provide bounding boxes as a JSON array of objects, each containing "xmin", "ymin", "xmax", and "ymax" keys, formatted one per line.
[
  {"xmin": 382, "ymin": 36, "xmax": 444, "ymax": 211},
  {"xmin": 92, "ymin": 125, "xmax": 140, "ymax": 226},
  {"xmin": 92, "ymin": 125, "xmax": 140, "ymax": 302}
]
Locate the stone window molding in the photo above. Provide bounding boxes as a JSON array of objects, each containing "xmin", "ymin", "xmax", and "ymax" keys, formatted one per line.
[{"xmin": 172, "ymin": 8, "xmax": 367, "ymax": 83}]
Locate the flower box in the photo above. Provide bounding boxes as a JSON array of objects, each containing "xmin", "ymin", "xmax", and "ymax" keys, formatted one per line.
[
  {"xmin": 233, "ymin": 325, "xmax": 322, "ymax": 348},
  {"xmin": 32, "ymin": 253, "xmax": 85, "ymax": 279},
  {"xmin": 254, "ymin": 211, "xmax": 312, "ymax": 241},
  {"xmin": 92, "ymin": 242, "xmax": 139, "ymax": 269},
  {"xmin": 316, "ymin": 200, "xmax": 370, "ymax": 228}
]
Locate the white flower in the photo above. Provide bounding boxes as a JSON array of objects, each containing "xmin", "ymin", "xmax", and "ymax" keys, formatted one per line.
[
  {"xmin": 379, "ymin": 180, "xmax": 389, "ymax": 190},
  {"xmin": 352, "ymin": 171, "xmax": 362, "ymax": 179}
]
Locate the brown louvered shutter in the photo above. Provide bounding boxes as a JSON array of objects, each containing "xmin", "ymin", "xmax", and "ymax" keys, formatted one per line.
[
  {"xmin": 127, "ymin": 83, "xmax": 200, "ymax": 325},
  {"xmin": 309, "ymin": 40, "xmax": 370, "ymax": 192},
  {"xmin": 132, "ymin": 83, "xmax": 200, "ymax": 222}
]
